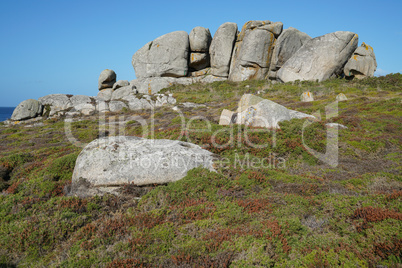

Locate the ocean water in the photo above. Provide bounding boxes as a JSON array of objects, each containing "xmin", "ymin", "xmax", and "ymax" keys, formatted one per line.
[{"xmin": 0, "ymin": 107, "xmax": 15, "ymax": 122}]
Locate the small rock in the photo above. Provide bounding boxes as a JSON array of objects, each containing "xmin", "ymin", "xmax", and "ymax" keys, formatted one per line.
[
  {"xmin": 336, "ymin": 93, "xmax": 348, "ymax": 101},
  {"xmin": 97, "ymin": 88, "xmax": 114, "ymax": 101},
  {"xmin": 301, "ymin": 91, "xmax": 314, "ymax": 102}
]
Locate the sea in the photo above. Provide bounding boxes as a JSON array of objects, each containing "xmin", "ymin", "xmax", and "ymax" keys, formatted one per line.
[{"xmin": 0, "ymin": 107, "xmax": 15, "ymax": 122}]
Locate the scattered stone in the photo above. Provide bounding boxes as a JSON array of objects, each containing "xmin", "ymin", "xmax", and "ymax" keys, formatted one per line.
[
  {"xmin": 209, "ymin": 22, "xmax": 238, "ymax": 77},
  {"xmin": 219, "ymin": 94, "xmax": 315, "ymax": 129},
  {"xmin": 189, "ymin": 26, "xmax": 212, "ymax": 52},
  {"xmin": 182, "ymin": 102, "xmax": 206, "ymax": 108},
  {"xmin": 132, "ymin": 31, "xmax": 189, "ymax": 78},
  {"xmin": 112, "ymin": 80, "xmax": 130, "ymax": 90},
  {"xmin": 301, "ymin": 91, "xmax": 314, "ymax": 102},
  {"xmin": 97, "ymin": 88, "xmax": 114, "ymax": 101},
  {"xmin": 269, "ymin": 27, "xmax": 311, "ymax": 79},
  {"xmin": 11, "ymin": 99, "xmax": 43, "ymax": 121},
  {"xmin": 71, "ymin": 136, "xmax": 215, "ymax": 196},
  {"xmin": 277, "ymin": 31, "xmax": 358, "ymax": 82},
  {"xmin": 326, "ymin": 123, "xmax": 348, "ymax": 129},
  {"xmin": 336, "ymin": 93, "xmax": 348, "ymax": 101},
  {"xmin": 219, "ymin": 109, "xmax": 236, "ymax": 125},
  {"xmin": 344, "ymin": 42, "xmax": 377, "ymax": 79},
  {"xmin": 98, "ymin": 69, "xmax": 117, "ymax": 90}
]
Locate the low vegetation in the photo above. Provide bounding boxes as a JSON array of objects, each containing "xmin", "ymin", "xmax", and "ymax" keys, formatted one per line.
[{"xmin": 0, "ymin": 74, "xmax": 401, "ymax": 267}]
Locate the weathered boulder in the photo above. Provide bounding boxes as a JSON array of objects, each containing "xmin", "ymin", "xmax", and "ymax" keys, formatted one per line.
[
  {"xmin": 38, "ymin": 94, "xmax": 73, "ymax": 115},
  {"xmin": 132, "ymin": 31, "xmax": 190, "ymax": 78},
  {"xmin": 11, "ymin": 99, "xmax": 43, "ymax": 121},
  {"xmin": 111, "ymin": 85, "xmax": 136, "ymax": 100},
  {"xmin": 97, "ymin": 88, "xmax": 114, "ymax": 101},
  {"xmin": 108, "ymin": 101, "xmax": 128, "ymax": 112},
  {"xmin": 229, "ymin": 26, "xmax": 275, "ymax": 81},
  {"xmin": 301, "ymin": 91, "xmax": 314, "ymax": 102},
  {"xmin": 189, "ymin": 26, "xmax": 212, "ymax": 52},
  {"xmin": 112, "ymin": 80, "xmax": 130, "ymax": 90},
  {"xmin": 344, "ymin": 43, "xmax": 377, "ymax": 79},
  {"xmin": 189, "ymin": 52, "xmax": 210, "ymax": 71},
  {"xmin": 209, "ymin": 22, "xmax": 238, "ymax": 77},
  {"xmin": 98, "ymin": 69, "xmax": 116, "ymax": 90},
  {"xmin": 229, "ymin": 20, "xmax": 284, "ymax": 82},
  {"xmin": 277, "ymin": 31, "xmax": 358, "ymax": 82},
  {"xmin": 269, "ymin": 27, "xmax": 311, "ymax": 79},
  {"xmin": 96, "ymin": 101, "xmax": 110, "ymax": 113},
  {"xmin": 70, "ymin": 95, "xmax": 92, "ymax": 107},
  {"xmin": 74, "ymin": 103, "xmax": 96, "ymax": 115},
  {"xmin": 219, "ymin": 94, "xmax": 314, "ymax": 129},
  {"xmin": 130, "ymin": 77, "xmax": 176, "ymax": 95},
  {"xmin": 71, "ymin": 136, "xmax": 215, "ymax": 195}
]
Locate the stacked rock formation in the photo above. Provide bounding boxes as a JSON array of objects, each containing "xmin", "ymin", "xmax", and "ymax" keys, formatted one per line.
[
  {"xmin": 229, "ymin": 20, "xmax": 283, "ymax": 81},
  {"xmin": 188, "ymin": 26, "xmax": 212, "ymax": 76},
  {"xmin": 131, "ymin": 20, "xmax": 376, "ymax": 92}
]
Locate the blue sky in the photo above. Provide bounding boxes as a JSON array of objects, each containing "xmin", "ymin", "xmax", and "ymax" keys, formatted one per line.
[{"xmin": 0, "ymin": 0, "xmax": 401, "ymax": 107}]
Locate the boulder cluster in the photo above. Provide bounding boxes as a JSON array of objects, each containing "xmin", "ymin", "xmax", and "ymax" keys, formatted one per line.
[{"xmin": 130, "ymin": 20, "xmax": 377, "ymax": 90}]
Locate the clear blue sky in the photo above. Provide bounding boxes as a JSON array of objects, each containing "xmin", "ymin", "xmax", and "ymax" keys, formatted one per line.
[{"xmin": 0, "ymin": 0, "xmax": 401, "ymax": 107}]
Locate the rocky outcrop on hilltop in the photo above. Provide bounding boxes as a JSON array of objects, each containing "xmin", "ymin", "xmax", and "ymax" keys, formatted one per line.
[
  {"xmin": 129, "ymin": 20, "xmax": 376, "ymax": 92},
  {"xmin": 9, "ymin": 19, "xmax": 377, "ymax": 122}
]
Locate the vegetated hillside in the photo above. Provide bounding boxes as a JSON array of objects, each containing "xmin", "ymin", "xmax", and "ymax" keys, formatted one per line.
[{"xmin": 0, "ymin": 74, "xmax": 401, "ymax": 267}]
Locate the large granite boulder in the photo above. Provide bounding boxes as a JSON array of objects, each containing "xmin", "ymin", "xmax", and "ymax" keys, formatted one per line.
[
  {"xmin": 70, "ymin": 95, "xmax": 92, "ymax": 106},
  {"xmin": 11, "ymin": 99, "xmax": 43, "ymax": 121},
  {"xmin": 209, "ymin": 22, "xmax": 238, "ymax": 77},
  {"xmin": 71, "ymin": 136, "xmax": 215, "ymax": 196},
  {"xmin": 98, "ymin": 69, "xmax": 116, "ymax": 90},
  {"xmin": 219, "ymin": 94, "xmax": 314, "ymax": 129},
  {"xmin": 229, "ymin": 20, "xmax": 281, "ymax": 81},
  {"xmin": 132, "ymin": 31, "xmax": 190, "ymax": 78},
  {"xmin": 344, "ymin": 42, "xmax": 377, "ymax": 79},
  {"xmin": 97, "ymin": 88, "xmax": 114, "ymax": 101},
  {"xmin": 189, "ymin": 26, "xmax": 212, "ymax": 52},
  {"xmin": 277, "ymin": 31, "xmax": 358, "ymax": 82},
  {"xmin": 111, "ymin": 85, "xmax": 136, "ymax": 100},
  {"xmin": 269, "ymin": 27, "xmax": 311, "ymax": 79},
  {"xmin": 38, "ymin": 94, "xmax": 73, "ymax": 115}
]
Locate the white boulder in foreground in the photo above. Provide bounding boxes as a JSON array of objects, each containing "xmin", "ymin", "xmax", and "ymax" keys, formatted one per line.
[
  {"xmin": 219, "ymin": 94, "xmax": 315, "ymax": 129},
  {"xmin": 71, "ymin": 136, "xmax": 215, "ymax": 196}
]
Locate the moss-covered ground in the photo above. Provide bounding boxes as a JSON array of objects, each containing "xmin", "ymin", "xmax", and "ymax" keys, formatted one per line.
[{"xmin": 0, "ymin": 74, "xmax": 401, "ymax": 267}]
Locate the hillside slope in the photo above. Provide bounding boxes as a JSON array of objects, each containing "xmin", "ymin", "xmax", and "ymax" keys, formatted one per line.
[{"xmin": 0, "ymin": 74, "xmax": 401, "ymax": 267}]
